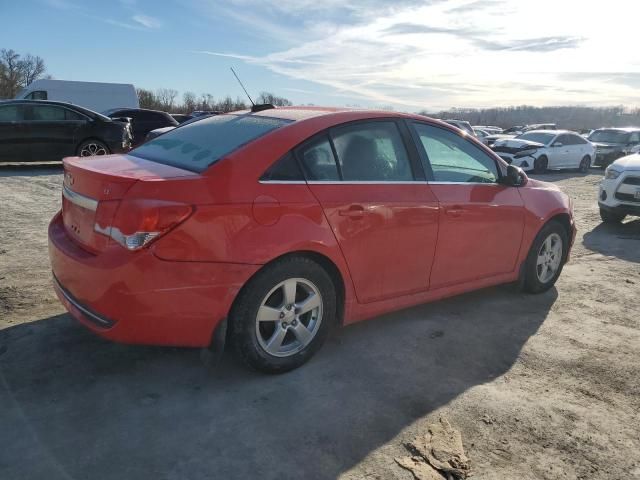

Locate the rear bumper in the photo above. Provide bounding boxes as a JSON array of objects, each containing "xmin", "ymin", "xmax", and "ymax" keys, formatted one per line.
[
  {"xmin": 599, "ymin": 202, "xmax": 640, "ymax": 216},
  {"xmin": 48, "ymin": 211, "xmax": 259, "ymax": 347}
]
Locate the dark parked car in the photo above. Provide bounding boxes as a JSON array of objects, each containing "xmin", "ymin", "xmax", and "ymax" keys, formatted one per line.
[
  {"xmin": 145, "ymin": 113, "xmax": 215, "ymax": 142},
  {"xmin": 171, "ymin": 113, "xmax": 193, "ymax": 124},
  {"xmin": 0, "ymin": 100, "xmax": 132, "ymax": 162},
  {"xmin": 103, "ymin": 108, "xmax": 178, "ymax": 146},
  {"xmin": 587, "ymin": 128, "xmax": 640, "ymax": 167}
]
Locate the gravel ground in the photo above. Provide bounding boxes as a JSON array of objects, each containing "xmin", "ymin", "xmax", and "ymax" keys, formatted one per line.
[{"xmin": 0, "ymin": 164, "xmax": 638, "ymax": 480}]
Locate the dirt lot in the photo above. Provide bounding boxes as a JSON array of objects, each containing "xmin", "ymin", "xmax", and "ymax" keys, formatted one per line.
[{"xmin": 1, "ymin": 164, "xmax": 638, "ymax": 480}]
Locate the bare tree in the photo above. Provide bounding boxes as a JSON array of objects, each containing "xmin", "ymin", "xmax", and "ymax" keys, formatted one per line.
[
  {"xmin": 0, "ymin": 49, "xmax": 22, "ymax": 98},
  {"xmin": 156, "ymin": 88, "xmax": 178, "ymax": 111},
  {"xmin": 182, "ymin": 91, "xmax": 196, "ymax": 113},
  {"xmin": 19, "ymin": 54, "xmax": 46, "ymax": 86},
  {"xmin": 136, "ymin": 88, "xmax": 156, "ymax": 109},
  {"xmin": 256, "ymin": 91, "xmax": 292, "ymax": 107}
]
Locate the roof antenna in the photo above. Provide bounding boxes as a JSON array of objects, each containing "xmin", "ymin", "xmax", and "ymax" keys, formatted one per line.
[
  {"xmin": 231, "ymin": 67, "xmax": 254, "ymax": 107},
  {"xmin": 230, "ymin": 67, "xmax": 275, "ymax": 113}
]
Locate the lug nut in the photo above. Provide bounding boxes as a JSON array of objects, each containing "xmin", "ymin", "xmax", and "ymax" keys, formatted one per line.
[
  {"xmin": 292, "ymin": 319, "xmax": 298, "ymax": 326},
  {"xmin": 279, "ymin": 312, "xmax": 285, "ymax": 319},
  {"xmin": 282, "ymin": 322, "xmax": 288, "ymax": 328}
]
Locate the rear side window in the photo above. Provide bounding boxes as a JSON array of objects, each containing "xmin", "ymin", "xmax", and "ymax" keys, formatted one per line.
[
  {"xmin": 130, "ymin": 114, "xmax": 290, "ymax": 172},
  {"xmin": 65, "ymin": 109, "xmax": 85, "ymax": 121},
  {"xmin": 331, "ymin": 121, "xmax": 414, "ymax": 181},
  {"xmin": 413, "ymin": 122, "xmax": 499, "ymax": 183},
  {"xmin": 0, "ymin": 105, "xmax": 21, "ymax": 121},
  {"xmin": 261, "ymin": 152, "xmax": 304, "ymax": 181},
  {"xmin": 298, "ymin": 136, "xmax": 340, "ymax": 181},
  {"xmin": 31, "ymin": 106, "xmax": 65, "ymax": 121}
]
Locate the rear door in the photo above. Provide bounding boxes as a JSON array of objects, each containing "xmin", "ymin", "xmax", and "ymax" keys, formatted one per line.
[
  {"xmin": 301, "ymin": 120, "xmax": 440, "ymax": 303},
  {"xmin": 26, "ymin": 105, "xmax": 85, "ymax": 161},
  {"xmin": 0, "ymin": 104, "xmax": 29, "ymax": 162},
  {"xmin": 410, "ymin": 122, "xmax": 525, "ymax": 289}
]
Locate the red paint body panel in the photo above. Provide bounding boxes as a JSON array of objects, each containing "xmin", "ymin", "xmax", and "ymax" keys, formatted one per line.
[
  {"xmin": 49, "ymin": 108, "xmax": 576, "ymax": 348},
  {"xmin": 427, "ymin": 184, "xmax": 524, "ymax": 288},
  {"xmin": 307, "ymin": 183, "xmax": 439, "ymax": 303}
]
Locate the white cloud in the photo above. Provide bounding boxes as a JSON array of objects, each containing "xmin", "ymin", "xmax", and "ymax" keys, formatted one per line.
[
  {"xmin": 132, "ymin": 14, "xmax": 162, "ymax": 29},
  {"xmin": 199, "ymin": 0, "xmax": 640, "ymax": 110}
]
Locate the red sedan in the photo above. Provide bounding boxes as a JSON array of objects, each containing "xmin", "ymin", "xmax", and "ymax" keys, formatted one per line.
[{"xmin": 49, "ymin": 107, "xmax": 575, "ymax": 373}]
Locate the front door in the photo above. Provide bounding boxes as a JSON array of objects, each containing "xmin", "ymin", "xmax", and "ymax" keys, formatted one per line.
[
  {"xmin": 26, "ymin": 105, "xmax": 83, "ymax": 161},
  {"xmin": 299, "ymin": 121, "xmax": 440, "ymax": 303},
  {"xmin": 0, "ymin": 104, "xmax": 30, "ymax": 162},
  {"xmin": 410, "ymin": 122, "xmax": 525, "ymax": 289}
]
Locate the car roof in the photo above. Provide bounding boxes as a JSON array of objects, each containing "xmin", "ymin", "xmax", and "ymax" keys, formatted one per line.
[
  {"xmin": 521, "ymin": 129, "xmax": 573, "ymax": 135},
  {"xmin": 592, "ymin": 127, "xmax": 640, "ymax": 132},
  {"xmin": 1, "ymin": 99, "xmax": 104, "ymax": 117},
  {"xmin": 229, "ymin": 106, "xmax": 436, "ymax": 125}
]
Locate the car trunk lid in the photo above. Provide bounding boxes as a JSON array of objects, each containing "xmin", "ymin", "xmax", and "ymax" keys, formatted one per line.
[{"xmin": 61, "ymin": 155, "xmax": 197, "ymax": 252}]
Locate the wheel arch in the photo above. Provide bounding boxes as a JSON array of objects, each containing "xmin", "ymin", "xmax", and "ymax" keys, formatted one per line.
[{"xmin": 228, "ymin": 250, "xmax": 348, "ymax": 330}]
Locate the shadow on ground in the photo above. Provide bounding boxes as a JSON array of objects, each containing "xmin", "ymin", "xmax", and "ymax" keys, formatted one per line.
[
  {"xmin": 0, "ymin": 286, "xmax": 557, "ymax": 480},
  {"xmin": 583, "ymin": 219, "xmax": 640, "ymax": 263},
  {"xmin": 0, "ymin": 163, "xmax": 63, "ymax": 177}
]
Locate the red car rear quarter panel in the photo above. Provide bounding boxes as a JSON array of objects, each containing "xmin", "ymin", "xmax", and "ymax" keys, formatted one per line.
[{"xmin": 49, "ymin": 213, "xmax": 259, "ymax": 346}]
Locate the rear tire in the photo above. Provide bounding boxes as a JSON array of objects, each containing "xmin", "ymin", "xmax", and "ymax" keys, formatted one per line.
[
  {"xmin": 599, "ymin": 208, "xmax": 625, "ymax": 224},
  {"xmin": 76, "ymin": 140, "xmax": 110, "ymax": 157},
  {"xmin": 230, "ymin": 256, "xmax": 336, "ymax": 373},
  {"xmin": 523, "ymin": 221, "xmax": 568, "ymax": 294},
  {"xmin": 534, "ymin": 156, "xmax": 548, "ymax": 174},
  {"xmin": 578, "ymin": 156, "xmax": 590, "ymax": 173}
]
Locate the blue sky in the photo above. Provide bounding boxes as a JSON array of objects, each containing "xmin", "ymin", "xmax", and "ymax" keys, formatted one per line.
[{"xmin": 2, "ymin": 0, "xmax": 640, "ymax": 111}]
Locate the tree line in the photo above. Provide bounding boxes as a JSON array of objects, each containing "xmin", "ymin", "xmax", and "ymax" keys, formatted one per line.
[
  {"xmin": 135, "ymin": 88, "xmax": 293, "ymax": 113},
  {"xmin": 425, "ymin": 105, "xmax": 640, "ymax": 131}
]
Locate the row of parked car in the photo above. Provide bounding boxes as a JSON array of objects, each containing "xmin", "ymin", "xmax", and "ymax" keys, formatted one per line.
[
  {"xmin": 0, "ymin": 99, "xmax": 219, "ymax": 162},
  {"xmin": 444, "ymin": 119, "xmax": 640, "ymax": 174}
]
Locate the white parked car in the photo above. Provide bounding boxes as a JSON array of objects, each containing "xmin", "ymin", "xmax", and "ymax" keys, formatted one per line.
[
  {"xmin": 598, "ymin": 154, "xmax": 640, "ymax": 223},
  {"xmin": 491, "ymin": 130, "xmax": 595, "ymax": 174}
]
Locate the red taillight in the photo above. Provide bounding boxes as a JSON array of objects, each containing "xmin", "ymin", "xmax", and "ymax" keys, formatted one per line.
[{"xmin": 94, "ymin": 200, "xmax": 193, "ymax": 251}]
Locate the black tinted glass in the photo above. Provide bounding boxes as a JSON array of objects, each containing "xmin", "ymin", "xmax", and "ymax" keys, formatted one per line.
[
  {"xmin": 261, "ymin": 152, "xmax": 304, "ymax": 181},
  {"xmin": 130, "ymin": 114, "xmax": 290, "ymax": 172}
]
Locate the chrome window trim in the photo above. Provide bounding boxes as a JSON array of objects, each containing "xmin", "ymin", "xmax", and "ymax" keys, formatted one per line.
[
  {"xmin": 62, "ymin": 184, "xmax": 98, "ymax": 211},
  {"xmin": 307, "ymin": 180, "xmax": 430, "ymax": 185},
  {"xmin": 258, "ymin": 180, "xmax": 501, "ymax": 185},
  {"xmin": 258, "ymin": 180, "xmax": 307, "ymax": 184},
  {"xmin": 427, "ymin": 181, "xmax": 499, "ymax": 186}
]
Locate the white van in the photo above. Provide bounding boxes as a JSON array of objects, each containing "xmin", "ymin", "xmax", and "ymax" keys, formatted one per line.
[{"xmin": 17, "ymin": 80, "xmax": 139, "ymax": 112}]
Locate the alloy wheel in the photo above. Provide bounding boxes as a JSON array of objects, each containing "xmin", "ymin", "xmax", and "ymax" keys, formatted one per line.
[
  {"xmin": 79, "ymin": 142, "xmax": 108, "ymax": 156},
  {"xmin": 536, "ymin": 233, "xmax": 563, "ymax": 283},
  {"xmin": 255, "ymin": 278, "xmax": 323, "ymax": 357}
]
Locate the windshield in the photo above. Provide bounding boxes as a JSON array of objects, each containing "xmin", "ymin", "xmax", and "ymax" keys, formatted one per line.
[
  {"xmin": 588, "ymin": 130, "xmax": 630, "ymax": 144},
  {"xmin": 516, "ymin": 132, "xmax": 555, "ymax": 145},
  {"xmin": 130, "ymin": 114, "xmax": 291, "ymax": 172}
]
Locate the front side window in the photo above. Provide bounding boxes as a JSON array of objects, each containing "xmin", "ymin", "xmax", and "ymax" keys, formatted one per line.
[
  {"xmin": 31, "ymin": 105, "xmax": 66, "ymax": 121},
  {"xmin": 130, "ymin": 114, "xmax": 291, "ymax": 172},
  {"xmin": 330, "ymin": 121, "xmax": 414, "ymax": 181},
  {"xmin": 413, "ymin": 122, "xmax": 499, "ymax": 183}
]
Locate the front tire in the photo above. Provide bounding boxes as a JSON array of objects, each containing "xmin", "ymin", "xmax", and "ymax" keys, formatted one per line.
[
  {"xmin": 534, "ymin": 156, "xmax": 548, "ymax": 174},
  {"xmin": 579, "ymin": 156, "xmax": 590, "ymax": 173},
  {"xmin": 230, "ymin": 256, "xmax": 336, "ymax": 373},
  {"xmin": 523, "ymin": 221, "xmax": 568, "ymax": 294},
  {"xmin": 77, "ymin": 140, "xmax": 110, "ymax": 157},
  {"xmin": 599, "ymin": 208, "xmax": 625, "ymax": 224}
]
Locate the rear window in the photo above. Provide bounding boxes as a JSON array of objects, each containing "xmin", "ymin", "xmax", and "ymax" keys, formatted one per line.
[{"xmin": 130, "ymin": 114, "xmax": 291, "ymax": 172}]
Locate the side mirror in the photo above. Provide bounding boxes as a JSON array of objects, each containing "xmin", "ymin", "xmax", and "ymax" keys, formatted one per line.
[
  {"xmin": 501, "ymin": 164, "xmax": 527, "ymax": 187},
  {"xmin": 553, "ymin": 142, "xmax": 563, "ymax": 147}
]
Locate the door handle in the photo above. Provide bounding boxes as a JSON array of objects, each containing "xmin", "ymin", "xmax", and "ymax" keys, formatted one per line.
[
  {"xmin": 338, "ymin": 204, "xmax": 365, "ymax": 219},
  {"xmin": 445, "ymin": 206, "xmax": 465, "ymax": 217}
]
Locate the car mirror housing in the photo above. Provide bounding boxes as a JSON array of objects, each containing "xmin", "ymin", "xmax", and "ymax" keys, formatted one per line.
[{"xmin": 501, "ymin": 164, "xmax": 527, "ymax": 187}]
